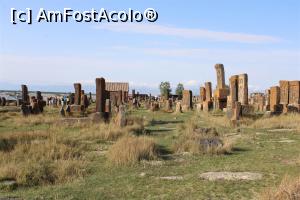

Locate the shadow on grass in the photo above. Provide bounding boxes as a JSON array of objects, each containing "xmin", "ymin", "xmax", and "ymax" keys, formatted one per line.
[
  {"xmin": 225, "ymin": 147, "xmax": 250, "ymax": 155},
  {"xmin": 157, "ymin": 145, "xmax": 173, "ymax": 160},
  {"xmin": 149, "ymin": 120, "xmax": 184, "ymax": 125}
]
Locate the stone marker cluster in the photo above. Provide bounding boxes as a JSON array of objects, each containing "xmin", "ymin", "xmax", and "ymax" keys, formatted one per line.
[
  {"xmin": 20, "ymin": 85, "xmax": 46, "ymax": 116},
  {"xmin": 1, "ymin": 62, "xmax": 298, "ymax": 127}
]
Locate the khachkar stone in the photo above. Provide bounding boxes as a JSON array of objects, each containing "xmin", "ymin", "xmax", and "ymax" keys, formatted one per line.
[
  {"xmin": 238, "ymin": 74, "xmax": 248, "ymax": 105},
  {"xmin": 132, "ymin": 89, "xmax": 136, "ymax": 99},
  {"xmin": 95, "ymin": 78, "xmax": 106, "ymax": 113},
  {"xmin": 175, "ymin": 102, "xmax": 182, "ymax": 113},
  {"xmin": 81, "ymin": 94, "xmax": 89, "ymax": 109},
  {"xmin": 264, "ymin": 89, "xmax": 270, "ymax": 111},
  {"xmin": 117, "ymin": 90, "xmax": 123, "ymax": 106},
  {"xmin": 205, "ymin": 82, "xmax": 212, "ymax": 101},
  {"xmin": 36, "ymin": 91, "xmax": 45, "ymax": 113},
  {"xmin": 229, "ymin": 75, "xmax": 238, "ymax": 104},
  {"xmin": 288, "ymin": 81, "xmax": 300, "ymax": 105},
  {"xmin": 279, "ymin": 80, "xmax": 289, "ymax": 105},
  {"xmin": 270, "ymin": 86, "xmax": 281, "ymax": 112},
  {"xmin": 199, "ymin": 87, "xmax": 206, "ymax": 103},
  {"xmin": 21, "ymin": 84, "xmax": 29, "ymax": 105},
  {"xmin": 165, "ymin": 99, "xmax": 173, "ymax": 112},
  {"xmin": 182, "ymin": 90, "xmax": 192, "ymax": 111},
  {"xmin": 215, "ymin": 64, "xmax": 226, "ymax": 89},
  {"xmin": 1, "ymin": 97, "xmax": 6, "ymax": 106},
  {"xmin": 74, "ymin": 83, "xmax": 81, "ymax": 105}
]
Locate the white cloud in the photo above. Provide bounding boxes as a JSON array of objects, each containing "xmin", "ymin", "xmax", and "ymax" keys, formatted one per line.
[
  {"xmin": 184, "ymin": 80, "xmax": 199, "ymax": 87},
  {"xmin": 94, "ymin": 23, "xmax": 282, "ymax": 43}
]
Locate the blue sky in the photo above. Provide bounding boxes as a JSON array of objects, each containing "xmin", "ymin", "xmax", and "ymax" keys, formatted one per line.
[{"xmin": 0, "ymin": 0, "xmax": 299, "ymax": 94}]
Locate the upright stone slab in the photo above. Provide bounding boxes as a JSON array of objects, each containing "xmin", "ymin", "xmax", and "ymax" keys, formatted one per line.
[
  {"xmin": 205, "ymin": 82, "xmax": 212, "ymax": 102},
  {"xmin": 95, "ymin": 78, "xmax": 106, "ymax": 113},
  {"xmin": 289, "ymin": 81, "xmax": 300, "ymax": 105},
  {"xmin": 21, "ymin": 84, "xmax": 29, "ymax": 105},
  {"xmin": 264, "ymin": 89, "xmax": 270, "ymax": 111},
  {"xmin": 215, "ymin": 64, "xmax": 226, "ymax": 89},
  {"xmin": 117, "ymin": 90, "xmax": 123, "ymax": 106},
  {"xmin": 279, "ymin": 80, "xmax": 289, "ymax": 105},
  {"xmin": 132, "ymin": 90, "xmax": 136, "ymax": 99},
  {"xmin": 199, "ymin": 87, "xmax": 206, "ymax": 103},
  {"xmin": 238, "ymin": 74, "xmax": 248, "ymax": 105},
  {"xmin": 73, "ymin": 83, "xmax": 81, "ymax": 105},
  {"xmin": 175, "ymin": 102, "xmax": 182, "ymax": 113},
  {"xmin": 270, "ymin": 86, "xmax": 281, "ymax": 112},
  {"xmin": 182, "ymin": 90, "xmax": 193, "ymax": 111},
  {"xmin": 229, "ymin": 75, "xmax": 239, "ymax": 103},
  {"xmin": 36, "ymin": 91, "xmax": 45, "ymax": 113}
]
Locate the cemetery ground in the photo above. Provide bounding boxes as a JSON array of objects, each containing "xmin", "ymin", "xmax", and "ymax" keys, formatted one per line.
[{"xmin": 0, "ymin": 105, "xmax": 300, "ymax": 199}]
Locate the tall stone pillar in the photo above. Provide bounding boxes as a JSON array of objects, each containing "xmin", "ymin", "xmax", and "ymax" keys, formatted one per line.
[
  {"xmin": 215, "ymin": 64, "xmax": 225, "ymax": 89},
  {"xmin": 182, "ymin": 90, "xmax": 192, "ymax": 111},
  {"xmin": 199, "ymin": 87, "xmax": 206, "ymax": 103},
  {"xmin": 74, "ymin": 83, "xmax": 81, "ymax": 105},
  {"xmin": 288, "ymin": 81, "xmax": 300, "ymax": 105},
  {"xmin": 95, "ymin": 78, "xmax": 106, "ymax": 113},
  {"xmin": 279, "ymin": 80, "xmax": 289, "ymax": 105},
  {"xmin": 238, "ymin": 74, "xmax": 248, "ymax": 105},
  {"xmin": 270, "ymin": 86, "xmax": 280, "ymax": 112},
  {"xmin": 205, "ymin": 82, "xmax": 212, "ymax": 101},
  {"xmin": 229, "ymin": 75, "xmax": 239, "ymax": 103},
  {"xmin": 21, "ymin": 84, "xmax": 29, "ymax": 105}
]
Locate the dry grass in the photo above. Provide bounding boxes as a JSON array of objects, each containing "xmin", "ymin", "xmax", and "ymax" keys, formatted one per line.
[
  {"xmin": 197, "ymin": 112, "xmax": 231, "ymax": 128},
  {"xmin": 77, "ymin": 117, "xmax": 145, "ymax": 141},
  {"xmin": 0, "ymin": 137, "xmax": 86, "ymax": 186},
  {"xmin": 260, "ymin": 176, "xmax": 300, "ymax": 200},
  {"xmin": 251, "ymin": 113, "xmax": 300, "ymax": 130},
  {"xmin": 173, "ymin": 116, "xmax": 233, "ymax": 155},
  {"xmin": 107, "ymin": 136, "xmax": 158, "ymax": 166}
]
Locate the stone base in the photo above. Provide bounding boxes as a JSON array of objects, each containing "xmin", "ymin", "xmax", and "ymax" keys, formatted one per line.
[
  {"xmin": 70, "ymin": 105, "xmax": 84, "ymax": 112},
  {"xmin": 270, "ymin": 104, "xmax": 283, "ymax": 113},
  {"xmin": 241, "ymin": 104, "xmax": 252, "ymax": 115},
  {"xmin": 282, "ymin": 104, "xmax": 300, "ymax": 113},
  {"xmin": 203, "ymin": 101, "xmax": 213, "ymax": 112}
]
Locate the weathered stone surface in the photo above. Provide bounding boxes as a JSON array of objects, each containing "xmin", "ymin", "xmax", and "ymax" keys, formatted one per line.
[
  {"xmin": 0, "ymin": 97, "xmax": 6, "ymax": 106},
  {"xmin": 116, "ymin": 105, "xmax": 126, "ymax": 127},
  {"xmin": 205, "ymin": 82, "xmax": 212, "ymax": 101},
  {"xmin": 73, "ymin": 83, "xmax": 81, "ymax": 105},
  {"xmin": 21, "ymin": 104, "xmax": 30, "ymax": 116},
  {"xmin": 95, "ymin": 78, "xmax": 106, "ymax": 113},
  {"xmin": 21, "ymin": 84, "xmax": 29, "ymax": 105},
  {"xmin": 231, "ymin": 102, "xmax": 241, "ymax": 121},
  {"xmin": 289, "ymin": 81, "xmax": 300, "ymax": 105},
  {"xmin": 203, "ymin": 101, "xmax": 213, "ymax": 112},
  {"xmin": 215, "ymin": 63, "xmax": 226, "ymax": 89},
  {"xmin": 238, "ymin": 74, "xmax": 248, "ymax": 105},
  {"xmin": 105, "ymin": 99, "xmax": 111, "ymax": 113},
  {"xmin": 270, "ymin": 86, "xmax": 280, "ymax": 112},
  {"xmin": 182, "ymin": 90, "xmax": 193, "ymax": 111},
  {"xmin": 81, "ymin": 94, "xmax": 89, "ymax": 109},
  {"xmin": 199, "ymin": 87, "xmax": 206, "ymax": 103},
  {"xmin": 117, "ymin": 90, "xmax": 123, "ymax": 106},
  {"xmin": 175, "ymin": 102, "xmax": 182, "ymax": 113},
  {"xmin": 229, "ymin": 75, "xmax": 239, "ymax": 103},
  {"xmin": 279, "ymin": 80, "xmax": 289, "ymax": 105},
  {"xmin": 165, "ymin": 99, "xmax": 172, "ymax": 112},
  {"xmin": 70, "ymin": 105, "xmax": 83, "ymax": 113}
]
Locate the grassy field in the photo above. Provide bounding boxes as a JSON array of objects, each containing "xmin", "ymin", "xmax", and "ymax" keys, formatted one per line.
[{"xmin": 0, "ymin": 105, "xmax": 300, "ymax": 199}]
